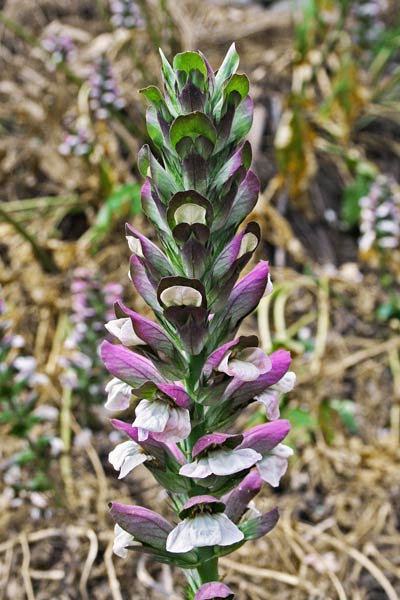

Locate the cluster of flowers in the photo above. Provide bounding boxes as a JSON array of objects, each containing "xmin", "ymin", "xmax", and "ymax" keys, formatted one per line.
[
  {"xmin": 109, "ymin": 0, "xmax": 145, "ymax": 29},
  {"xmin": 59, "ymin": 120, "xmax": 94, "ymax": 157},
  {"xmin": 0, "ymin": 297, "xmax": 61, "ymax": 497},
  {"xmin": 89, "ymin": 56, "xmax": 126, "ymax": 120},
  {"xmin": 60, "ymin": 269, "xmax": 123, "ymax": 412},
  {"xmin": 41, "ymin": 33, "xmax": 76, "ymax": 69},
  {"xmin": 359, "ymin": 174, "xmax": 400, "ymax": 255},
  {"xmin": 101, "ymin": 46, "xmax": 295, "ymax": 597}
]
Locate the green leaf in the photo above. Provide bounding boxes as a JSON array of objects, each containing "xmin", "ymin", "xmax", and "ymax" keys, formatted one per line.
[
  {"xmin": 146, "ymin": 106, "xmax": 165, "ymax": 149},
  {"xmin": 215, "ymin": 43, "xmax": 239, "ymax": 92},
  {"xmin": 140, "ymin": 86, "xmax": 172, "ymax": 121},
  {"xmin": 138, "ymin": 144, "xmax": 150, "ymax": 177},
  {"xmin": 173, "ymin": 51, "xmax": 207, "ymax": 80},
  {"xmin": 159, "ymin": 48, "xmax": 178, "ymax": 109},
  {"xmin": 170, "ymin": 112, "xmax": 217, "ymax": 159},
  {"xmin": 223, "ymin": 73, "xmax": 250, "ymax": 107},
  {"xmin": 228, "ymin": 96, "xmax": 253, "ymax": 144}
]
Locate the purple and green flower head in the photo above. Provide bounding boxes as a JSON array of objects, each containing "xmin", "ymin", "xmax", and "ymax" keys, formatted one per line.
[{"xmin": 101, "ymin": 44, "xmax": 295, "ymax": 596}]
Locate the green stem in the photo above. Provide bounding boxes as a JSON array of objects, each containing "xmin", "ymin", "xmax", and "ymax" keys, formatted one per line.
[
  {"xmin": 197, "ymin": 552, "xmax": 219, "ymax": 585},
  {"xmin": 0, "ymin": 204, "xmax": 59, "ymax": 273}
]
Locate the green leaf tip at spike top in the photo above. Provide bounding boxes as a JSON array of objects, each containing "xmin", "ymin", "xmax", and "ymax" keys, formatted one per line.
[{"xmin": 101, "ymin": 44, "xmax": 295, "ymax": 598}]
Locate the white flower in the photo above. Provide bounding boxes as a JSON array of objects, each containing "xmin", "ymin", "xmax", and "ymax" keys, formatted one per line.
[
  {"xmin": 105, "ymin": 318, "xmax": 144, "ymax": 346},
  {"xmin": 113, "ymin": 524, "xmax": 136, "ymax": 558},
  {"xmin": 105, "ymin": 377, "xmax": 132, "ymax": 411},
  {"xmin": 256, "ymin": 371, "xmax": 296, "ymax": 420},
  {"xmin": 132, "ymin": 399, "xmax": 190, "ymax": 443},
  {"xmin": 256, "ymin": 444, "xmax": 293, "ymax": 487},
  {"xmin": 238, "ymin": 232, "xmax": 258, "ymax": 258},
  {"xmin": 179, "ymin": 448, "xmax": 261, "ymax": 479},
  {"xmin": 109, "ymin": 441, "xmax": 149, "ymax": 478},
  {"xmin": 174, "ymin": 203, "xmax": 207, "ymax": 225},
  {"xmin": 126, "ymin": 236, "xmax": 144, "ymax": 257},
  {"xmin": 166, "ymin": 512, "xmax": 243, "ymax": 553},
  {"xmin": 217, "ymin": 347, "xmax": 271, "ymax": 382},
  {"xmin": 160, "ymin": 286, "xmax": 202, "ymax": 307}
]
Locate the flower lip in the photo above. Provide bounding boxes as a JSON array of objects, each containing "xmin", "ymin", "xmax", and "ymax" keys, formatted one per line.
[
  {"xmin": 194, "ymin": 582, "xmax": 235, "ymax": 600},
  {"xmin": 179, "ymin": 495, "xmax": 225, "ymax": 519},
  {"xmin": 158, "ymin": 277, "xmax": 207, "ymax": 308},
  {"xmin": 192, "ymin": 432, "xmax": 243, "ymax": 458},
  {"xmin": 167, "ymin": 190, "xmax": 213, "ymax": 227}
]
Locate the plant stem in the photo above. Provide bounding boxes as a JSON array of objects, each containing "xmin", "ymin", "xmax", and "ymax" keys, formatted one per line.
[{"xmin": 197, "ymin": 552, "xmax": 219, "ymax": 584}]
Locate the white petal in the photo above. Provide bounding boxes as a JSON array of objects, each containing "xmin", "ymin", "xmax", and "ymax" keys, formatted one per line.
[
  {"xmin": 238, "ymin": 232, "xmax": 258, "ymax": 258},
  {"xmin": 263, "ymin": 274, "xmax": 273, "ymax": 297},
  {"xmin": 273, "ymin": 371, "xmax": 296, "ymax": 393},
  {"xmin": 104, "ymin": 378, "xmax": 132, "ymax": 411},
  {"xmin": 208, "ymin": 448, "xmax": 261, "ymax": 476},
  {"xmin": 214, "ymin": 513, "xmax": 244, "ymax": 546},
  {"xmin": 160, "ymin": 285, "xmax": 202, "ymax": 307},
  {"xmin": 257, "ymin": 454, "xmax": 289, "ymax": 487},
  {"xmin": 133, "ymin": 400, "xmax": 170, "ymax": 433},
  {"xmin": 218, "ymin": 348, "xmax": 271, "ymax": 381},
  {"xmin": 166, "ymin": 520, "xmax": 194, "ymax": 553},
  {"xmin": 105, "ymin": 318, "xmax": 144, "ymax": 346},
  {"xmin": 256, "ymin": 390, "xmax": 280, "ymax": 420},
  {"xmin": 174, "ymin": 203, "xmax": 207, "ymax": 225},
  {"xmin": 179, "ymin": 458, "xmax": 212, "ymax": 479},
  {"xmin": 152, "ymin": 407, "xmax": 191, "ymax": 443},
  {"xmin": 225, "ymin": 358, "xmax": 260, "ymax": 381},
  {"xmin": 188, "ymin": 514, "xmax": 222, "ymax": 548},
  {"xmin": 113, "ymin": 524, "xmax": 135, "ymax": 558},
  {"xmin": 126, "ymin": 236, "xmax": 144, "ymax": 257},
  {"xmin": 108, "ymin": 441, "xmax": 147, "ymax": 478},
  {"xmin": 271, "ymin": 443, "xmax": 294, "ymax": 458}
]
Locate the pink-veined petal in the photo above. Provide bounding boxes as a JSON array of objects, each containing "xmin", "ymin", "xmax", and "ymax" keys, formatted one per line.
[
  {"xmin": 207, "ymin": 448, "xmax": 261, "ymax": 476},
  {"xmin": 179, "ymin": 458, "xmax": 212, "ymax": 479}
]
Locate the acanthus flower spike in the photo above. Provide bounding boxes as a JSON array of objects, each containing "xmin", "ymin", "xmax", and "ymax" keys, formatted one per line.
[{"xmin": 102, "ymin": 44, "xmax": 295, "ymax": 596}]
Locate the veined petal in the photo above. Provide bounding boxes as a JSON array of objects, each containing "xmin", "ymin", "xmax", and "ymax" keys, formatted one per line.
[
  {"xmin": 207, "ymin": 448, "xmax": 261, "ymax": 476},
  {"xmin": 273, "ymin": 371, "xmax": 296, "ymax": 393},
  {"xmin": 160, "ymin": 285, "xmax": 203, "ymax": 307},
  {"xmin": 133, "ymin": 399, "xmax": 170, "ymax": 433},
  {"xmin": 256, "ymin": 390, "xmax": 280, "ymax": 420},
  {"xmin": 213, "ymin": 513, "xmax": 244, "ymax": 546},
  {"xmin": 256, "ymin": 445, "xmax": 293, "ymax": 487},
  {"xmin": 222, "ymin": 357, "xmax": 260, "ymax": 381},
  {"xmin": 104, "ymin": 377, "xmax": 132, "ymax": 411},
  {"xmin": 126, "ymin": 236, "xmax": 144, "ymax": 257},
  {"xmin": 188, "ymin": 514, "xmax": 223, "ymax": 548},
  {"xmin": 174, "ymin": 203, "xmax": 207, "ymax": 225},
  {"xmin": 108, "ymin": 441, "xmax": 148, "ymax": 479},
  {"xmin": 238, "ymin": 231, "xmax": 258, "ymax": 258},
  {"xmin": 105, "ymin": 318, "xmax": 144, "ymax": 346},
  {"xmin": 179, "ymin": 458, "xmax": 212, "ymax": 479},
  {"xmin": 166, "ymin": 519, "xmax": 193, "ymax": 553},
  {"xmin": 113, "ymin": 524, "xmax": 136, "ymax": 558},
  {"xmin": 152, "ymin": 406, "xmax": 191, "ymax": 443}
]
